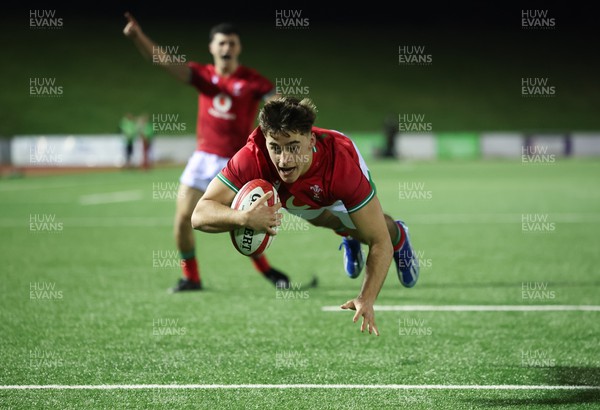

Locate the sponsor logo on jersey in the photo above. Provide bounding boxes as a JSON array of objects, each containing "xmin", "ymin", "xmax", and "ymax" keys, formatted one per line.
[
  {"xmin": 285, "ymin": 195, "xmax": 310, "ymax": 210},
  {"xmin": 213, "ymin": 93, "xmax": 232, "ymax": 112},
  {"xmin": 209, "ymin": 93, "xmax": 236, "ymax": 120}
]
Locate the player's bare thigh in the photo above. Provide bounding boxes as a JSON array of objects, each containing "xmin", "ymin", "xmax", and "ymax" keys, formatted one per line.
[
  {"xmin": 307, "ymin": 210, "xmax": 345, "ymax": 230},
  {"xmin": 306, "ymin": 209, "xmax": 369, "ymax": 242}
]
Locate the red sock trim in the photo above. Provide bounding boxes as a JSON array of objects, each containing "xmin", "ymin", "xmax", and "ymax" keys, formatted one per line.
[
  {"xmin": 251, "ymin": 254, "xmax": 271, "ymax": 274},
  {"xmin": 181, "ymin": 257, "xmax": 200, "ymax": 282}
]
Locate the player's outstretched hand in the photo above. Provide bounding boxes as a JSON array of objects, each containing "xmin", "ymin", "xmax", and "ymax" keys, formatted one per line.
[
  {"xmin": 245, "ymin": 191, "xmax": 282, "ymax": 236},
  {"xmin": 123, "ymin": 12, "xmax": 142, "ymax": 38},
  {"xmin": 341, "ymin": 297, "xmax": 379, "ymax": 336}
]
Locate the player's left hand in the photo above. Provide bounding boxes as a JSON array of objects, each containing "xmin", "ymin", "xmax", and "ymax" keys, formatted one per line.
[{"xmin": 340, "ymin": 297, "xmax": 379, "ymax": 336}]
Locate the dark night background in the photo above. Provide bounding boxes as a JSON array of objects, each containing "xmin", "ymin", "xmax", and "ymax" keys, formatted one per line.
[{"xmin": 1, "ymin": 0, "xmax": 598, "ymax": 134}]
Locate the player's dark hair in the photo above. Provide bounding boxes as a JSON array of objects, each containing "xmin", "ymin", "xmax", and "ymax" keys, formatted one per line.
[
  {"xmin": 209, "ymin": 23, "xmax": 240, "ymax": 42},
  {"xmin": 259, "ymin": 97, "xmax": 317, "ymax": 137}
]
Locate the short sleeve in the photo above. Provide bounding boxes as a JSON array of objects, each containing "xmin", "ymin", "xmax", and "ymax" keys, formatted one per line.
[
  {"xmin": 331, "ymin": 149, "xmax": 375, "ymax": 214},
  {"xmin": 188, "ymin": 62, "xmax": 209, "ymax": 92},
  {"xmin": 251, "ymin": 73, "xmax": 274, "ymax": 99},
  {"xmin": 217, "ymin": 146, "xmax": 260, "ymax": 193}
]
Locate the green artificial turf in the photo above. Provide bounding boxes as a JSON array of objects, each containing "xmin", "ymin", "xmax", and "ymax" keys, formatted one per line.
[{"xmin": 1, "ymin": 158, "xmax": 599, "ymax": 408}]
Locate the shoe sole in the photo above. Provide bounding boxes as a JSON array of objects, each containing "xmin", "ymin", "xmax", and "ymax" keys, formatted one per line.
[
  {"xmin": 396, "ymin": 222, "xmax": 419, "ymax": 288},
  {"xmin": 341, "ymin": 239, "xmax": 364, "ymax": 279}
]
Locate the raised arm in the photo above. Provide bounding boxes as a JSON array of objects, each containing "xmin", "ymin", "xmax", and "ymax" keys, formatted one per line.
[
  {"xmin": 123, "ymin": 12, "xmax": 191, "ymax": 84},
  {"xmin": 191, "ymin": 177, "xmax": 282, "ymax": 235},
  {"xmin": 340, "ymin": 196, "xmax": 393, "ymax": 336}
]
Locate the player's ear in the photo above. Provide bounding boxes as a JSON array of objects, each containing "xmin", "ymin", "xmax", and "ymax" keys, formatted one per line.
[{"xmin": 309, "ymin": 132, "xmax": 316, "ymax": 148}]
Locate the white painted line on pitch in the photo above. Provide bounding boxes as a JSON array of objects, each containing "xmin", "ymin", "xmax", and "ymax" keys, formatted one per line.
[
  {"xmin": 0, "ymin": 182, "xmax": 89, "ymax": 192},
  {"xmin": 407, "ymin": 213, "xmax": 600, "ymax": 224},
  {"xmin": 0, "ymin": 217, "xmax": 172, "ymax": 228},
  {"xmin": 322, "ymin": 305, "xmax": 600, "ymax": 312},
  {"xmin": 79, "ymin": 191, "xmax": 143, "ymax": 205},
  {"xmin": 1, "ymin": 384, "xmax": 598, "ymax": 390}
]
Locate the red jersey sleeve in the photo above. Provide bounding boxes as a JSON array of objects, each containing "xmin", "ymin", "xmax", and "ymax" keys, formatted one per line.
[
  {"xmin": 249, "ymin": 71, "xmax": 274, "ymax": 99},
  {"xmin": 188, "ymin": 62, "xmax": 210, "ymax": 93},
  {"xmin": 330, "ymin": 142, "xmax": 376, "ymax": 214},
  {"xmin": 217, "ymin": 145, "xmax": 261, "ymax": 193}
]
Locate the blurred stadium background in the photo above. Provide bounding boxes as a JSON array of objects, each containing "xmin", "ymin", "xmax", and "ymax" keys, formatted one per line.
[
  {"xmin": 1, "ymin": 1, "xmax": 599, "ymax": 408},
  {"xmin": 1, "ymin": 1, "xmax": 599, "ymax": 169}
]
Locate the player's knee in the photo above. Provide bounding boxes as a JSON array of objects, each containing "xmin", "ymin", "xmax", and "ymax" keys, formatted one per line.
[{"xmin": 384, "ymin": 214, "xmax": 396, "ymax": 234}]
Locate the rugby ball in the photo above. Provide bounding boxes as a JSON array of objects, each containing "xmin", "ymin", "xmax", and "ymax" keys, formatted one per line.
[{"xmin": 230, "ymin": 179, "xmax": 280, "ymax": 256}]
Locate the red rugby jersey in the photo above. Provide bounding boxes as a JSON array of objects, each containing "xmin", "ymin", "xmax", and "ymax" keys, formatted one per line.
[
  {"xmin": 218, "ymin": 126, "xmax": 375, "ymax": 214},
  {"xmin": 188, "ymin": 62, "xmax": 273, "ymax": 158}
]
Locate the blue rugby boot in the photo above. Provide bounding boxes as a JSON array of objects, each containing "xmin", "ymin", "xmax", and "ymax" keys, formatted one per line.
[
  {"xmin": 339, "ymin": 237, "xmax": 365, "ymax": 279},
  {"xmin": 394, "ymin": 221, "xmax": 419, "ymax": 288}
]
